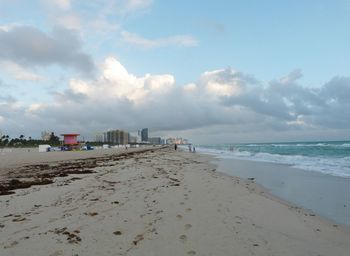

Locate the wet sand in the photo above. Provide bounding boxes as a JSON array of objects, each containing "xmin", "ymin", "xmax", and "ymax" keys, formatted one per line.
[
  {"xmin": 1, "ymin": 147, "xmax": 350, "ymax": 256},
  {"xmin": 215, "ymin": 157, "xmax": 350, "ymax": 227}
]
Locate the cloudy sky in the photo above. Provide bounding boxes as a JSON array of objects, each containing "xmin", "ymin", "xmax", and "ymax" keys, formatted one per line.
[{"xmin": 1, "ymin": 0, "xmax": 350, "ymax": 143}]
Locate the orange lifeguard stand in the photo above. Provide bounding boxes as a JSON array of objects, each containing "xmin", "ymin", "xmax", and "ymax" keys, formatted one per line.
[{"xmin": 61, "ymin": 134, "xmax": 80, "ymax": 146}]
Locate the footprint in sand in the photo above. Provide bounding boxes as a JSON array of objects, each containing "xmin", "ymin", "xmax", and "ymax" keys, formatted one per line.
[
  {"xmin": 180, "ymin": 202, "xmax": 185, "ymax": 205},
  {"xmin": 176, "ymin": 214, "xmax": 183, "ymax": 220},
  {"xmin": 187, "ymin": 250, "xmax": 196, "ymax": 255},
  {"xmin": 186, "ymin": 208, "xmax": 192, "ymax": 212},
  {"xmin": 179, "ymin": 234, "xmax": 187, "ymax": 242},
  {"xmin": 184, "ymin": 224, "xmax": 192, "ymax": 230}
]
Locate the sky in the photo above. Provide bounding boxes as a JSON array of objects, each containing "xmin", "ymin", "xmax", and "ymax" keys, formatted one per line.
[{"xmin": 1, "ymin": 0, "xmax": 350, "ymax": 143}]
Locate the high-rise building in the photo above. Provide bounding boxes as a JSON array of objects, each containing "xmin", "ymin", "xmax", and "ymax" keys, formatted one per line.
[
  {"xmin": 94, "ymin": 133, "xmax": 104, "ymax": 142},
  {"xmin": 105, "ymin": 130, "xmax": 129, "ymax": 145},
  {"xmin": 148, "ymin": 137, "xmax": 161, "ymax": 145},
  {"xmin": 128, "ymin": 135, "xmax": 137, "ymax": 143},
  {"xmin": 141, "ymin": 128, "xmax": 148, "ymax": 142}
]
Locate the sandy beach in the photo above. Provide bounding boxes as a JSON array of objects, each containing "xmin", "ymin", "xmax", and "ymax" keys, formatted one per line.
[{"xmin": 1, "ymin": 146, "xmax": 350, "ymax": 256}]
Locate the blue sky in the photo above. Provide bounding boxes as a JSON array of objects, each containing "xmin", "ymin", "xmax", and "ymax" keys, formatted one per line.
[
  {"xmin": 1, "ymin": 0, "xmax": 350, "ymax": 143},
  {"xmin": 109, "ymin": 0, "xmax": 350, "ymax": 86}
]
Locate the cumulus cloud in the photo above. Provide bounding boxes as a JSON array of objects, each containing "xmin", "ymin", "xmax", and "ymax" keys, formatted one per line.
[
  {"xmin": 1, "ymin": 57, "xmax": 350, "ymax": 142},
  {"xmin": 121, "ymin": 31, "xmax": 198, "ymax": 48},
  {"xmin": 0, "ymin": 25, "xmax": 95, "ymax": 74}
]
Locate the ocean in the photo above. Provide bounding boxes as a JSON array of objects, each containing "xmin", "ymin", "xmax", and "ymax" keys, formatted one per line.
[{"xmin": 197, "ymin": 141, "xmax": 350, "ymax": 178}]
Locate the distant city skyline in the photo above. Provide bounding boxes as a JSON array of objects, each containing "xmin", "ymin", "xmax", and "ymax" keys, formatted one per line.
[{"xmin": 1, "ymin": 0, "xmax": 350, "ymax": 143}]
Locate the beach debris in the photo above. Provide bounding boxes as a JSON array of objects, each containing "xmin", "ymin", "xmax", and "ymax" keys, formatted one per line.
[
  {"xmin": 62, "ymin": 231, "xmax": 82, "ymax": 244},
  {"xmin": 0, "ymin": 178, "xmax": 53, "ymax": 196},
  {"xmin": 85, "ymin": 212, "xmax": 98, "ymax": 217},
  {"xmin": 169, "ymin": 177, "xmax": 180, "ymax": 182},
  {"xmin": 113, "ymin": 230, "xmax": 122, "ymax": 235},
  {"xmin": 0, "ymin": 148, "xmax": 156, "ymax": 196},
  {"xmin": 133, "ymin": 234, "xmax": 144, "ymax": 245},
  {"xmin": 12, "ymin": 217, "xmax": 27, "ymax": 222},
  {"xmin": 52, "ymin": 227, "xmax": 82, "ymax": 244},
  {"xmin": 247, "ymin": 178, "xmax": 255, "ymax": 181}
]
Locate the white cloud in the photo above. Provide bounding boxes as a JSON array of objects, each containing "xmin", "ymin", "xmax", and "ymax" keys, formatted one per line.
[
  {"xmin": 68, "ymin": 57, "xmax": 175, "ymax": 104},
  {"xmin": 0, "ymin": 23, "xmax": 19, "ymax": 32},
  {"xmin": 56, "ymin": 14, "xmax": 81, "ymax": 30},
  {"xmin": 123, "ymin": 0, "xmax": 153, "ymax": 12},
  {"xmin": 183, "ymin": 83, "xmax": 197, "ymax": 92},
  {"xmin": 1, "ymin": 57, "xmax": 350, "ymax": 143},
  {"xmin": 0, "ymin": 61, "xmax": 43, "ymax": 81},
  {"xmin": 0, "ymin": 25, "xmax": 95, "ymax": 74},
  {"xmin": 27, "ymin": 103, "xmax": 45, "ymax": 113},
  {"xmin": 280, "ymin": 69, "xmax": 303, "ymax": 84},
  {"xmin": 52, "ymin": 0, "xmax": 71, "ymax": 10},
  {"xmin": 121, "ymin": 31, "xmax": 198, "ymax": 48},
  {"xmin": 201, "ymin": 68, "xmax": 246, "ymax": 97}
]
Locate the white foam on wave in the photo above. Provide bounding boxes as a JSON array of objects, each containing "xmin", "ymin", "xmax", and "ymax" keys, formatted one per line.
[{"xmin": 197, "ymin": 146, "xmax": 350, "ymax": 178}]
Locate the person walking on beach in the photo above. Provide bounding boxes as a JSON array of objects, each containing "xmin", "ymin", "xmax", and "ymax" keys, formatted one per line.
[
  {"xmin": 188, "ymin": 144, "xmax": 192, "ymax": 152},
  {"xmin": 193, "ymin": 146, "xmax": 196, "ymax": 153},
  {"xmin": 174, "ymin": 144, "xmax": 177, "ymax": 150}
]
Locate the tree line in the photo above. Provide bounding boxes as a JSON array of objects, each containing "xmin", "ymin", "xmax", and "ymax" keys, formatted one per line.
[{"xmin": 0, "ymin": 132, "xmax": 61, "ymax": 147}]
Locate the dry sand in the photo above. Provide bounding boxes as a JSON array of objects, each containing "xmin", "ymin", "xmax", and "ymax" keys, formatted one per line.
[{"xmin": 0, "ymin": 147, "xmax": 349, "ymax": 256}]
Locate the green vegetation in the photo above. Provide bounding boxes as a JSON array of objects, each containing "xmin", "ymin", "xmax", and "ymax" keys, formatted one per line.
[{"xmin": 0, "ymin": 132, "xmax": 61, "ymax": 148}]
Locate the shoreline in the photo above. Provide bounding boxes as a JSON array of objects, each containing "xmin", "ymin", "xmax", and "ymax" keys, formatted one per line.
[
  {"xmin": 213, "ymin": 160, "xmax": 350, "ymax": 233},
  {"xmin": 1, "ymin": 147, "xmax": 350, "ymax": 255},
  {"xmin": 212, "ymin": 156, "xmax": 350, "ymax": 229}
]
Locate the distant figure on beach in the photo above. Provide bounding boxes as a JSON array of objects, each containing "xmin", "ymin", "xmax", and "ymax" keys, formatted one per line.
[
  {"xmin": 188, "ymin": 144, "xmax": 192, "ymax": 152},
  {"xmin": 193, "ymin": 147, "xmax": 196, "ymax": 153},
  {"xmin": 174, "ymin": 144, "xmax": 177, "ymax": 150}
]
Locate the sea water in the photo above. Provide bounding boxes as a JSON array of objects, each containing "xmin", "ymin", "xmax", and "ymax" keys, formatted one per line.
[{"xmin": 197, "ymin": 141, "xmax": 350, "ymax": 178}]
